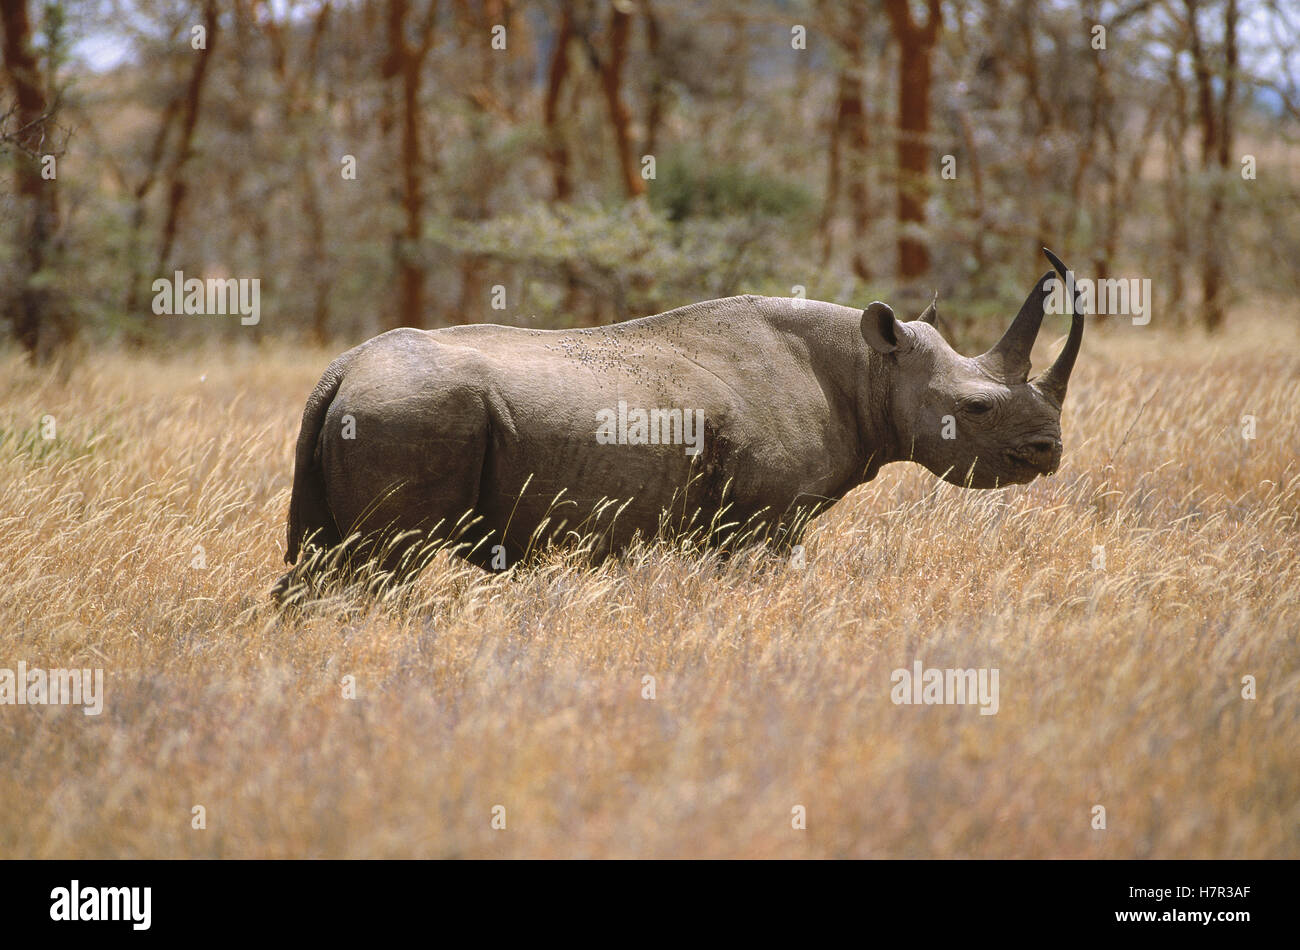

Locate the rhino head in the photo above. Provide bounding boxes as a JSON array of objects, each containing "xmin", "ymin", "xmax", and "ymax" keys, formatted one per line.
[{"xmin": 862, "ymin": 248, "xmax": 1084, "ymax": 489}]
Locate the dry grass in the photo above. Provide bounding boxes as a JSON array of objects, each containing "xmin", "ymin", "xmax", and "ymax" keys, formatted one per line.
[{"xmin": 1, "ymin": 308, "xmax": 1297, "ymax": 859}]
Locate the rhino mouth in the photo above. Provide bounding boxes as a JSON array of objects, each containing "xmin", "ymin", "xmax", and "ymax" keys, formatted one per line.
[
  {"xmin": 958, "ymin": 460, "xmax": 1036, "ymax": 488},
  {"xmin": 1004, "ymin": 448, "xmax": 1058, "ymax": 479}
]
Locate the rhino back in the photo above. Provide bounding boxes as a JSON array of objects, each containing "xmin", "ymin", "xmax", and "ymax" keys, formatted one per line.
[{"xmin": 440, "ymin": 296, "xmax": 869, "ymax": 514}]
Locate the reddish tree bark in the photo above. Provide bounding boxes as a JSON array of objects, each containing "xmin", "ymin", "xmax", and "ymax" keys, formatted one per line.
[
  {"xmin": 383, "ymin": 0, "xmax": 437, "ymax": 330},
  {"xmin": 591, "ymin": 5, "xmax": 646, "ymax": 199},
  {"xmin": 884, "ymin": 0, "xmax": 941, "ymax": 279}
]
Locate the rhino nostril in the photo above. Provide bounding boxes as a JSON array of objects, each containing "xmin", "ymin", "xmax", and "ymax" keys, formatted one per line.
[{"xmin": 1009, "ymin": 439, "xmax": 1061, "ymax": 472}]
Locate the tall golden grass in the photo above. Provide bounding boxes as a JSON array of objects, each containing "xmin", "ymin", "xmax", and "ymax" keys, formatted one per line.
[{"xmin": 1, "ymin": 307, "xmax": 1297, "ymax": 858}]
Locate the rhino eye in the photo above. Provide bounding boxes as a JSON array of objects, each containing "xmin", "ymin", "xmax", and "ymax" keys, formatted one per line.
[{"xmin": 963, "ymin": 397, "xmax": 994, "ymax": 416}]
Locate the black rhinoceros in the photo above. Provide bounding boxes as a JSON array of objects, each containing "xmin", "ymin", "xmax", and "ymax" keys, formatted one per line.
[{"xmin": 275, "ymin": 249, "xmax": 1083, "ymax": 596}]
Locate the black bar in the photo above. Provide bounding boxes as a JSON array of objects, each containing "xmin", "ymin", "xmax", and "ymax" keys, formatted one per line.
[{"xmin": 0, "ymin": 859, "xmax": 1284, "ymax": 938}]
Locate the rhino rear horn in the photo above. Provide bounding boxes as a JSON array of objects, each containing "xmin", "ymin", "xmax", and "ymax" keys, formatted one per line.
[{"xmin": 918, "ymin": 291, "xmax": 939, "ymax": 326}]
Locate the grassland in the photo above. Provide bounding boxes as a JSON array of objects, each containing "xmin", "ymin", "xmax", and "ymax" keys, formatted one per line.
[{"xmin": 0, "ymin": 306, "xmax": 1297, "ymax": 858}]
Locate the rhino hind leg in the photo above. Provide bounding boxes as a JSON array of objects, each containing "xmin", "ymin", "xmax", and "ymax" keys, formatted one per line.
[{"xmin": 311, "ymin": 374, "xmax": 492, "ymax": 591}]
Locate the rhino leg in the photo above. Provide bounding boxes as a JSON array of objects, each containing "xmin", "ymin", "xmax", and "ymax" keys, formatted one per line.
[
  {"xmin": 274, "ymin": 330, "xmax": 501, "ymax": 602},
  {"xmin": 318, "ymin": 370, "xmax": 491, "ymax": 582}
]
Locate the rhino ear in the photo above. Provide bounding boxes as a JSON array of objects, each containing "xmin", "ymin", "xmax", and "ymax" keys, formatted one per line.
[{"xmin": 862, "ymin": 302, "xmax": 909, "ymax": 354}]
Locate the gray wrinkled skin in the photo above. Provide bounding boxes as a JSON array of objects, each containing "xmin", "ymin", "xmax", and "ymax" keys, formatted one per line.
[{"xmin": 276, "ymin": 250, "xmax": 1084, "ymax": 595}]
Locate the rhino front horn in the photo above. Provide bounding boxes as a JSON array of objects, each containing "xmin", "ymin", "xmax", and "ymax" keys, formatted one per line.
[
  {"xmin": 1035, "ymin": 247, "xmax": 1085, "ymax": 405},
  {"xmin": 980, "ymin": 267, "xmax": 1055, "ymax": 382}
]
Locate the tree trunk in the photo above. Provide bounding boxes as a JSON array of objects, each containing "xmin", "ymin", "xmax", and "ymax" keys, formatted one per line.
[
  {"xmin": 1204, "ymin": 0, "xmax": 1237, "ymax": 331},
  {"xmin": 1, "ymin": 0, "xmax": 71, "ymax": 362},
  {"xmin": 820, "ymin": 93, "xmax": 842, "ymax": 267},
  {"xmin": 642, "ymin": 0, "xmax": 663, "ymax": 159},
  {"xmin": 155, "ymin": 0, "xmax": 218, "ymax": 277},
  {"xmin": 122, "ymin": 93, "xmax": 179, "ymax": 324},
  {"xmin": 265, "ymin": 0, "xmax": 334, "ymax": 342},
  {"xmin": 594, "ymin": 6, "xmax": 646, "ymax": 199},
  {"xmin": 884, "ymin": 0, "xmax": 941, "ymax": 280},
  {"xmin": 1184, "ymin": 0, "xmax": 1235, "ymax": 330},
  {"xmin": 383, "ymin": 0, "xmax": 437, "ymax": 330},
  {"xmin": 821, "ymin": 2, "xmax": 873, "ymax": 279},
  {"xmin": 543, "ymin": 2, "xmax": 574, "ymax": 202}
]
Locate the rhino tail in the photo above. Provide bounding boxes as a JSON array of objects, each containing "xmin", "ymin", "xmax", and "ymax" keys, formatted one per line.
[{"xmin": 284, "ymin": 355, "xmax": 351, "ymax": 565}]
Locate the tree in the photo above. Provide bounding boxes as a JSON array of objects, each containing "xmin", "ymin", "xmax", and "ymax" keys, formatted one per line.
[
  {"xmin": 1182, "ymin": 0, "xmax": 1238, "ymax": 330},
  {"xmin": 1, "ymin": 0, "xmax": 72, "ymax": 361},
  {"xmin": 820, "ymin": 1, "xmax": 873, "ymax": 279},
  {"xmin": 262, "ymin": 0, "xmax": 335, "ymax": 342},
  {"xmin": 382, "ymin": 0, "xmax": 437, "ymax": 330},
  {"xmin": 586, "ymin": 2, "xmax": 647, "ymax": 199},
  {"xmin": 120, "ymin": 0, "xmax": 219, "ymax": 341},
  {"xmin": 885, "ymin": 0, "xmax": 942, "ymax": 280}
]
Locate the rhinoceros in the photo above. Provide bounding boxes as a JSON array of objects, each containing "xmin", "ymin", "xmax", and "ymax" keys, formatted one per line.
[{"xmin": 274, "ymin": 249, "xmax": 1083, "ymax": 597}]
